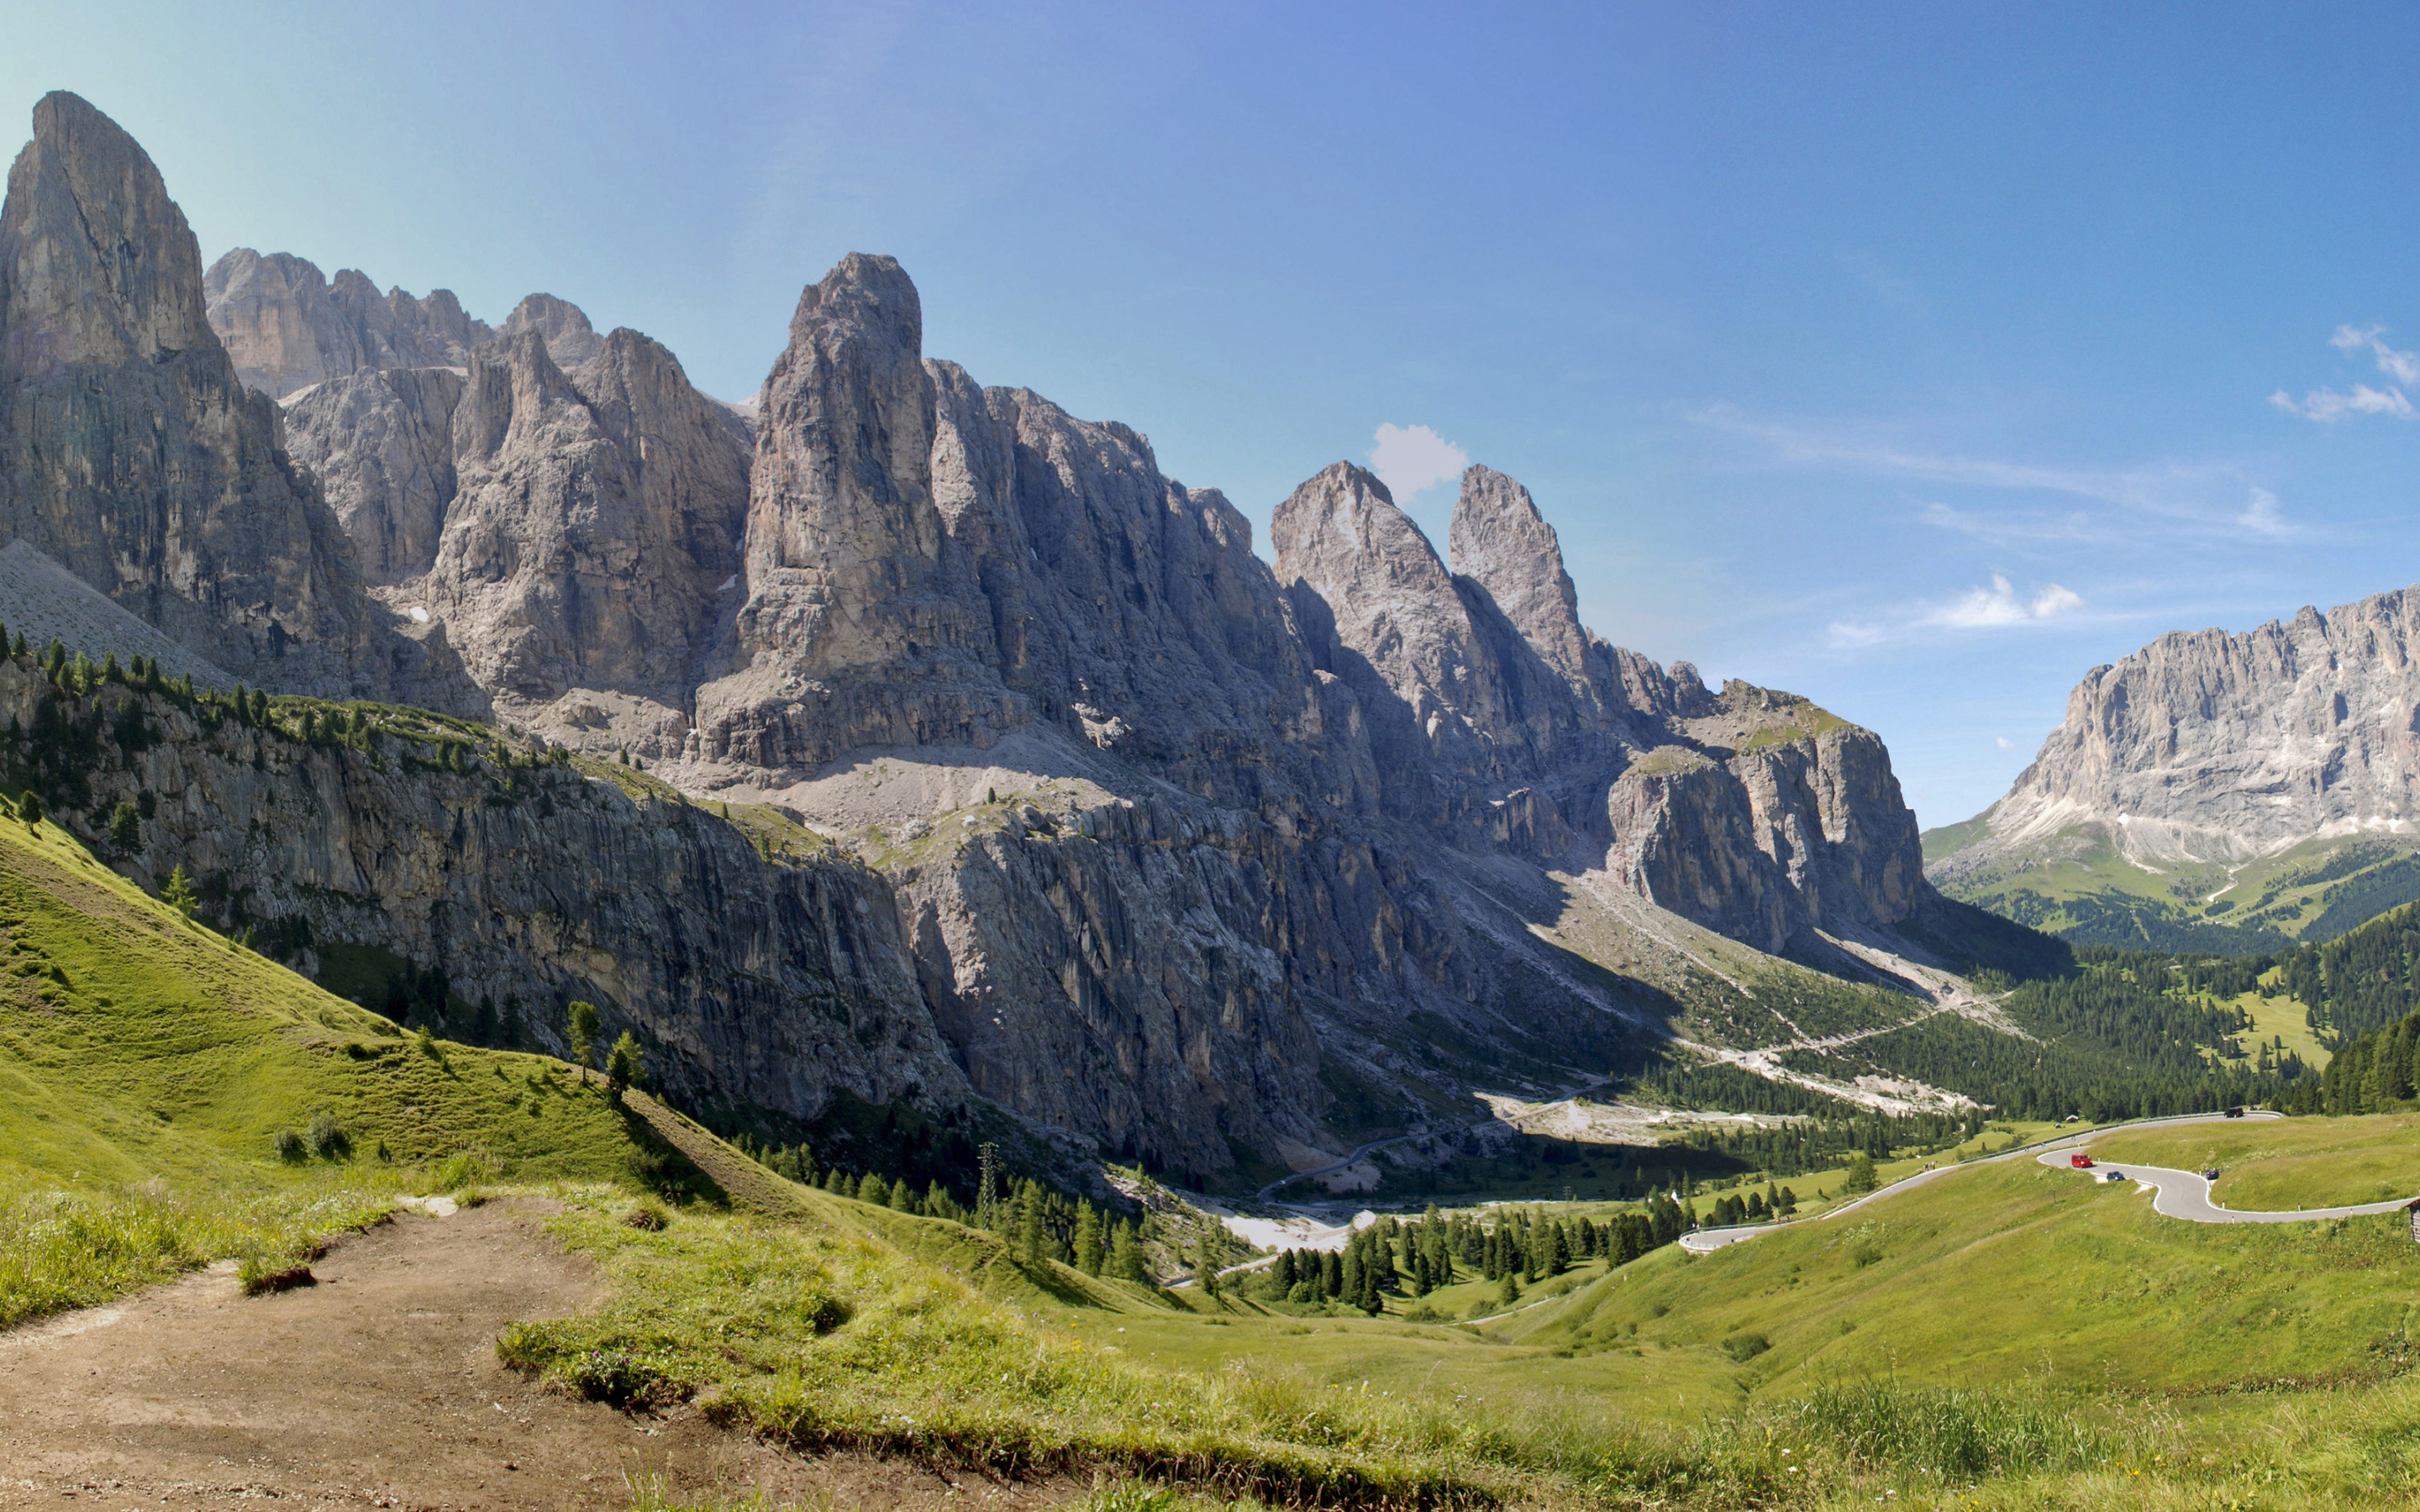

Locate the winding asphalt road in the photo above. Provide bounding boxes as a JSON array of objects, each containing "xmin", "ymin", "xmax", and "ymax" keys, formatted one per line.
[
  {"xmin": 1674, "ymin": 1110, "xmax": 2405, "ymax": 1255},
  {"xmin": 2033, "ymin": 1147, "xmax": 2417, "ymax": 1222}
]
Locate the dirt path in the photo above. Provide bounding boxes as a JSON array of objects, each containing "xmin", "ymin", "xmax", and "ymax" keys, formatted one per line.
[{"xmin": 0, "ymin": 1200, "xmax": 1062, "ymax": 1512}]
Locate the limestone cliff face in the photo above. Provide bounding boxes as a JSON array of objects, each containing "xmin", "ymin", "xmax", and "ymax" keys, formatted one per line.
[
  {"xmin": 0, "ymin": 92, "xmax": 451, "ymax": 703},
  {"xmin": 694, "ymin": 255, "xmax": 1012, "ymax": 769},
  {"xmin": 277, "ymin": 307, "xmax": 754, "ymax": 753},
  {"xmin": 14, "ymin": 659, "xmax": 964, "ymax": 1129},
  {"xmin": 282, "ymin": 367, "xmax": 465, "ymax": 585},
  {"xmin": 204, "ymin": 248, "xmax": 492, "ymax": 399},
  {"xmin": 1943, "ymin": 587, "xmax": 2420, "ymax": 877},
  {"xmin": 423, "ymin": 328, "xmax": 751, "ymax": 733},
  {"xmin": 923, "ymin": 365, "xmax": 1342, "ymax": 799}
]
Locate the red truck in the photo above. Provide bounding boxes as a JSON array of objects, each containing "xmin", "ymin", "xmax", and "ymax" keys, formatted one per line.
[{"xmin": 2070, "ymin": 1153, "xmax": 2094, "ymax": 1168}]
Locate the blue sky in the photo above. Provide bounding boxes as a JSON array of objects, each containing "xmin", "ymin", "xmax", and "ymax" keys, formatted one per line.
[{"xmin": 11, "ymin": 3, "xmax": 2420, "ymax": 826}]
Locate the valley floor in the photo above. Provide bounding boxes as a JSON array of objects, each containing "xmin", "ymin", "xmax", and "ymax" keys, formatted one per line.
[{"xmin": 0, "ymin": 1200, "xmax": 1050, "ymax": 1512}]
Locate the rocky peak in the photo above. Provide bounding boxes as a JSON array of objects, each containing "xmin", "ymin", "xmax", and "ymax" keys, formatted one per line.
[
  {"xmin": 694, "ymin": 254, "xmax": 1008, "ymax": 769},
  {"xmin": 498, "ymin": 291, "xmax": 602, "ymax": 369},
  {"xmin": 1272, "ymin": 461, "xmax": 1513, "ymax": 758},
  {"xmin": 0, "ymin": 92, "xmax": 473, "ymax": 703},
  {"xmin": 204, "ymin": 247, "xmax": 493, "ymax": 398},
  {"xmin": 282, "ymin": 365, "xmax": 466, "ymax": 585},
  {"xmin": 1945, "ymin": 585, "xmax": 2420, "ymax": 874},
  {"xmin": 1448, "ymin": 463, "xmax": 1595, "ymax": 690},
  {"xmin": 452, "ymin": 328, "xmax": 584, "ymax": 462},
  {"xmin": 1, "ymin": 91, "xmax": 212, "ymax": 379}
]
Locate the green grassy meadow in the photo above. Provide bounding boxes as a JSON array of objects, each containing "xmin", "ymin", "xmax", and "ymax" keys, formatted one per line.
[
  {"xmin": 2095, "ymin": 1111, "xmax": 2420, "ymax": 1209},
  {"xmin": 25, "ymin": 776, "xmax": 2420, "ymax": 1506}
]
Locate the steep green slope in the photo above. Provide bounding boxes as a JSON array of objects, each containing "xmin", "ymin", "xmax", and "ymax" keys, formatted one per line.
[{"xmin": 0, "ymin": 801, "xmax": 708, "ymax": 1322}]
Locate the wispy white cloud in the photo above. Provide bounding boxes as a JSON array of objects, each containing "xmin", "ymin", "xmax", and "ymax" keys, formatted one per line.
[
  {"xmin": 2331, "ymin": 323, "xmax": 2420, "ymax": 386},
  {"xmin": 2238, "ymin": 486, "xmax": 2295, "ymax": 538},
  {"xmin": 1923, "ymin": 575, "xmax": 2086, "ymax": 629},
  {"xmin": 2268, "ymin": 383, "xmax": 2415, "ymax": 423},
  {"xmin": 1826, "ymin": 575, "xmax": 2084, "ymax": 649},
  {"xmin": 1995, "ymin": 737, "xmax": 2016, "ymax": 750},
  {"xmin": 1699, "ymin": 406, "xmax": 2241, "ymax": 523},
  {"xmin": 1369, "ymin": 423, "xmax": 1467, "ymax": 503},
  {"xmin": 1706, "ymin": 407, "xmax": 2324, "ymax": 550},
  {"xmin": 2270, "ymin": 324, "xmax": 2420, "ymax": 422}
]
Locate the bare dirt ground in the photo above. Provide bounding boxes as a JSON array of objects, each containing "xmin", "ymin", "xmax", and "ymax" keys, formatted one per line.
[{"xmin": 0, "ymin": 1200, "xmax": 1070, "ymax": 1512}]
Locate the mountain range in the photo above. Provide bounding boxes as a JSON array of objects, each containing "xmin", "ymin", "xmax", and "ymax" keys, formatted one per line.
[
  {"xmin": 1930, "ymin": 585, "xmax": 2420, "ymax": 952},
  {"xmin": 0, "ymin": 90, "xmax": 2057, "ymax": 1187}
]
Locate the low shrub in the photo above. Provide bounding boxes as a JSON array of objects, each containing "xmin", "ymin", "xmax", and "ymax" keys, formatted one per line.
[{"xmin": 1718, "ymin": 1332, "xmax": 1771, "ymax": 1362}]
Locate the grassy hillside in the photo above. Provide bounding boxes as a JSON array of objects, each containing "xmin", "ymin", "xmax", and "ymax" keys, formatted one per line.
[
  {"xmin": 2095, "ymin": 1113, "xmax": 2420, "ymax": 1209},
  {"xmin": 0, "ymin": 799, "xmax": 708, "ymax": 1323},
  {"xmin": 550, "ymin": 1114, "xmax": 2420, "ymax": 1509},
  {"xmin": 1928, "ymin": 826, "xmax": 2420, "ymax": 951},
  {"xmin": 26, "ymin": 767, "xmax": 2420, "ymax": 1505}
]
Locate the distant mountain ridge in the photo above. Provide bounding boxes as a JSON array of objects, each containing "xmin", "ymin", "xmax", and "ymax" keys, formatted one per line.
[{"xmin": 1930, "ymin": 585, "xmax": 2420, "ymax": 948}]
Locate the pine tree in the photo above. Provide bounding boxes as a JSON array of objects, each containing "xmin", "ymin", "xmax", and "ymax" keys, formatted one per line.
[
  {"xmin": 889, "ymin": 1179, "xmax": 917, "ymax": 1214},
  {"xmin": 1496, "ymin": 1271, "xmax": 1522, "ymax": 1307},
  {"xmin": 859, "ymin": 1172, "xmax": 889, "ymax": 1205},
  {"xmin": 1198, "ymin": 1219, "xmax": 1229, "ymax": 1299},
  {"xmin": 1108, "ymin": 1220, "xmax": 1145, "ymax": 1282},
  {"xmin": 604, "ymin": 1032, "xmax": 644, "ymax": 1102},
  {"xmin": 566, "ymin": 1000, "xmax": 599, "ymax": 1082},
  {"xmin": 1072, "ymin": 1200, "xmax": 1105, "ymax": 1275},
  {"xmin": 161, "ymin": 864, "xmax": 197, "ymax": 918},
  {"xmin": 1015, "ymin": 1179, "xmax": 1049, "ymax": 1266},
  {"xmin": 108, "ymin": 801, "xmax": 140, "ymax": 853}
]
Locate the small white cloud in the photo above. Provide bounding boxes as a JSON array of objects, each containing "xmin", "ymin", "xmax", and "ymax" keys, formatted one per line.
[
  {"xmin": 2270, "ymin": 384, "xmax": 2415, "ymax": 423},
  {"xmin": 2238, "ymin": 486, "xmax": 2293, "ymax": 538},
  {"xmin": 1995, "ymin": 736, "xmax": 2016, "ymax": 749},
  {"xmin": 2332, "ymin": 323, "xmax": 2420, "ymax": 386},
  {"xmin": 1369, "ymin": 423, "xmax": 1468, "ymax": 503},
  {"xmin": 1824, "ymin": 620, "xmax": 1886, "ymax": 650},
  {"xmin": 2275, "ymin": 325, "xmax": 2420, "ymax": 421},
  {"xmin": 1921, "ymin": 575, "xmax": 2085, "ymax": 630}
]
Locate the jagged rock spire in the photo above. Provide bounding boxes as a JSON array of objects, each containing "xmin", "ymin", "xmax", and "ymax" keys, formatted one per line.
[{"xmin": 0, "ymin": 91, "xmax": 213, "ymax": 377}]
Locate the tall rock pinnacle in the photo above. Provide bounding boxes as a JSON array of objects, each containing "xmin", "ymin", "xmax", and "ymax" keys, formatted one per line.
[
  {"xmin": 0, "ymin": 92, "xmax": 464, "ymax": 703},
  {"xmin": 696, "ymin": 253, "xmax": 1007, "ymax": 769},
  {"xmin": 1449, "ymin": 464, "xmax": 1594, "ymax": 690},
  {"xmin": 0, "ymin": 91, "xmax": 213, "ymax": 376}
]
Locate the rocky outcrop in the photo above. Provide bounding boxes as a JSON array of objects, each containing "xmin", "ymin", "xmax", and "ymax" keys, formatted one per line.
[
  {"xmin": 1941, "ymin": 587, "xmax": 2420, "ymax": 876},
  {"xmin": 7, "ymin": 658, "xmax": 965, "ymax": 1136},
  {"xmin": 0, "ymin": 92, "xmax": 454, "ymax": 703},
  {"xmin": 418, "ymin": 327, "xmax": 752, "ymax": 743},
  {"xmin": 694, "ymin": 255, "xmax": 1013, "ymax": 769},
  {"xmin": 1274, "ymin": 463, "xmax": 1519, "ymax": 796},
  {"xmin": 204, "ymin": 248, "xmax": 492, "ymax": 399},
  {"xmin": 498, "ymin": 292, "xmax": 603, "ymax": 370},
  {"xmin": 282, "ymin": 367, "xmax": 465, "ymax": 584}
]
